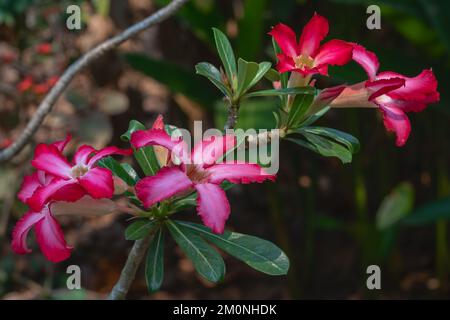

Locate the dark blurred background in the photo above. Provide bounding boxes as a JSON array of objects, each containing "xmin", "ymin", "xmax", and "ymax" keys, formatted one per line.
[{"xmin": 0, "ymin": 0, "xmax": 449, "ymax": 299}]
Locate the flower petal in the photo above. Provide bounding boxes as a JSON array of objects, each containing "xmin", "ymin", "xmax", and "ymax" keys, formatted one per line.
[
  {"xmin": 351, "ymin": 43, "xmax": 379, "ymax": 80},
  {"xmin": 27, "ymin": 179, "xmax": 77, "ymax": 211},
  {"xmin": 87, "ymin": 146, "xmax": 132, "ymax": 167},
  {"xmin": 78, "ymin": 167, "xmax": 114, "ymax": 199},
  {"xmin": 268, "ymin": 23, "xmax": 299, "ymax": 58},
  {"xmin": 73, "ymin": 145, "xmax": 96, "ymax": 165},
  {"xmin": 378, "ymin": 103, "xmax": 412, "ymax": 147},
  {"xmin": 131, "ymin": 128, "xmax": 188, "ymax": 162},
  {"xmin": 51, "ymin": 183, "xmax": 87, "ymax": 203},
  {"xmin": 135, "ymin": 166, "xmax": 193, "ymax": 208},
  {"xmin": 152, "ymin": 114, "xmax": 165, "ymax": 129},
  {"xmin": 51, "ymin": 134, "xmax": 72, "ymax": 152},
  {"xmin": 366, "ymin": 78, "xmax": 406, "ymax": 101},
  {"xmin": 18, "ymin": 172, "xmax": 41, "ymax": 203},
  {"xmin": 378, "ymin": 69, "xmax": 439, "ymax": 102},
  {"xmin": 191, "ymin": 134, "xmax": 236, "ymax": 167},
  {"xmin": 313, "ymin": 39, "xmax": 353, "ymax": 72},
  {"xmin": 11, "ymin": 211, "xmax": 44, "ymax": 254},
  {"xmin": 207, "ymin": 162, "xmax": 276, "ymax": 184},
  {"xmin": 34, "ymin": 206, "xmax": 71, "ymax": 262},
  {"xmin": 275, "ymin": 53, "xmax": 297, "ymax": 73},
  {"xmin": 31, "ymin": 144, "xmax": 72, "ymax": 179},
  {"xmin": 299, "ymin": 13, "xmax": 329, "ymax": 57},
  {"xmin": 195, "ymin": 183, "xmax": 230, "ymax": 234}
]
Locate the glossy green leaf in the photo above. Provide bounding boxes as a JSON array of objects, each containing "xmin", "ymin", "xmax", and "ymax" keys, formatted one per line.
[
  {"xmin": 376, "ymin": 182, "xmax": 414, "ymax": 230},
  {"xmin": 97, "ymin": 157, "xmax": 137, "ymax": 186},
  {"xmin": 212, "ymin": 28, "xmax": 237, "ymax": 89},
  {"xmin": 121, "ymin": 120, "xmax": 160, "ymax": 176},
  {"xmin": 244, "ymin": 86, "xmax": 316, "ymax": 98},
  {"xmin": 125, "ymin": 219, "xmax": 158, "ymax": 240},
  {"xmin": 167, "ymin": 220, "xmax": 225, "ymax": 283},
  {"xmin": 236, "ymin": 58, "xmax": 260, "ymax": 97},
  {"xmin": 145, "ymin": 228, "xmax": 165, "ymax": 293},
  {"xmin": 300, "ymin": 127, "xmax": 360, "ymax": 153},
  {"xmin": 287, "ymin": 94, "xmax": 314, "ymax": 128},
  {"xmin": 195, "ymin": 62, "xmax": 230, "ymax": 96},
  {"xmin": 178, "ymin": 221, "xmax": 289, "ymax": 275},
  {"xmin": 264, "ymin": 68, "xmax": 280, "ymax": 82}
]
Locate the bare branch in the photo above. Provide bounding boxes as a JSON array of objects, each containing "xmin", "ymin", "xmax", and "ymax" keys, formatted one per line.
[
  {"xmin": 107, "ymin": 234, "xmax": 153, "ymax": 300},
  {"xmin": 0, "ymin": 0, "xmax": 189, "ymax": 162}
]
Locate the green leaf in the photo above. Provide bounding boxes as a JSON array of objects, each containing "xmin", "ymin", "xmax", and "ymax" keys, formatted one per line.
[
  {"xmin": 121, "ymin": 120, "xmax": 160, "ymax": 176},
  {"xmin": 97, "ymin": 157, "xmax": 137, "ymax": 186},
  {"xmin": 244, "ymin": 86, "xmax": 316, "ymax": 98},
  {"xmin": 264, "ymin": 68, "xmax": 280, "ymax": 82},
  {"xmin": 236, "ymin": 58, "xmax": 260, "ymax": 97},
  {"xmin": 167, "ymin": 220, "xmax": 225, "ymax": 283},
  {"xmin": 300, "ymin": 127, "xmax": 360, "ymax": 154},
  {"xmin": 125, "ymin": 219, "xmax": 158, "ymax": 240},
  {"xmin": 145, "ymin": 228, "xmax": 165, "ymax": 293},
  {"xmin": 375, "ymin": 182, "xmax": 414, "ymax": 230},
  {"xmin": 287, "ymin": 134, "xmax": 353, "ymax": 164},
  {"xmin": 178, "ymin": 221, "xmax": 289, "ymax": 276},
  {"xmin": 212, "ymin": 28, "xmax": 237, "ymax": 89},
  {"xmin": 121, "ymin": 163, "xmax": 139, "ymax": 182},
  {"xmin": 402, "ymin": 197, "xmax": 450, "ymax": 225},
  {"xmin": 195, "ymin": 62, "xmax": 230, "ymax": 96},
  {"xmin": 287, "ymin": 94, "xmax": 314, "ymax": 128}
]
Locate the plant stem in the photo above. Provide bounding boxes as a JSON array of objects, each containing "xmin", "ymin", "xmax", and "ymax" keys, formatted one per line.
[
  {"xmin": 224, "ymin": 102, "xmax": 239, "ymax": 130},
  {"xmin": 108, "ymin": 234, "xmax": 153, "ymax": 300}
]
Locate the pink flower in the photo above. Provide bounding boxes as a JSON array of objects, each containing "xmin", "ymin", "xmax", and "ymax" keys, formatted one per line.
[
  {"xmin": 331, "ymin": 44, "xmax": 440, "ymax": 146},
  {"xmin": 26, "ymin": 135, "xmax": 132, "ymax": 211},
  {"xmin": 130, "ymin": 117, "xmax": 276, "ymax": 234},
  {"xmin": 13, "ymin": 166, "xmax": 119, "ymax": 262},
  {"xmin": 269, "ymin": 13, "xmax": 353, "ymax": 77},
  {"xmin": 12, "ymin": 205, "xmax": 72, "ymax": 262}
]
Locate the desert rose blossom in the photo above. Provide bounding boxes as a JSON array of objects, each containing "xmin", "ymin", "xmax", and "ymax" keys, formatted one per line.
[
  {"xmin": 13, "ymin": 176, "xmax": 118, "ymax": 262},
  {"xmin": 269, "ymin": 13, "xmax": 353, "ymax": 86},
  {"xmin": 26, "ymin": 135, "xmax": 132, "ymax": 211},
  {"xmin": 331, "ymin": 44, "xmax": 440, "ymax": 146},
  {"xmin": 131, "ymin": 118, "xmax": 276, "ymax": 234}
]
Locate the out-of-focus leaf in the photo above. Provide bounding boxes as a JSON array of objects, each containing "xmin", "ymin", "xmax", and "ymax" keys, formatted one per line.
[
  {"xmin": 123, "ymin": 53, "xmax": 218, "ymax": 107},
  {"xmin": 125, "ymin": 219, "xmax": 158, "ymax": 240},
  {"xmin": 167, "ymin": 220, "xmax": 225, "ymax": 283},
  {"xmin": 402, "ymin": 197, "xmax": 450, "ymax": 225},
  {"xmin": 213, "ymin": 28, "xmax": 237, "ymax": 89},
  {"xmin": 375, "ymin": 182, "xmax": 414, "ymax": 230},
  {"xmin": 145, "ymin": 228, "xmax": 165, "ymax": 293},
  {"xmin": 237, "ymin": 0, "xmax": 268, "ymax": 61},
  {"xmin": 178, "ymin": 221, "xmax": 289, "ymax": 275}
]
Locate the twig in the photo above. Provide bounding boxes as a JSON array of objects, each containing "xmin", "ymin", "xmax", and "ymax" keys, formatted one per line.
[
  {"xmin": 224, "ymin": 101, "xmax": 239, "ymax": 130},
  {"xmin": 107, "ymin": 234, "xmax": 153, "ymax": 300},
  {"xmin": 0, "ymin": 0, "xmax": 189, "ymax": 163}
]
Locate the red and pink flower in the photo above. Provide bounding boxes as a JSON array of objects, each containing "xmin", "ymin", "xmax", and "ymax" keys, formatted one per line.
[
  {"xmin": 26, "ymin": 135, "xmax": 132, "ymax": 211},
  {"xmin": 331, "ymin": 44, "xmax": 439, "ymax": 146},
  {"xmin": 269, "ymin": 13, "xmax": 353, "ymax": 78},
  {"xmin": 130, "ymin": 117, "xmax": 276, "ymax": 234}
]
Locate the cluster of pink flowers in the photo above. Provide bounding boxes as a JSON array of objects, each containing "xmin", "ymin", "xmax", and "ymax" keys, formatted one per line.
[
  {"xmin": 12, "ymin": 136, "xmax": 131, "ymax": 262},
  {"xmin": 11, "ymin": 115, "xmax": 275, "ymax": 261},
  {"xmin": 270, "ymin": 13, "xmax": 439, "ymax": 146}
]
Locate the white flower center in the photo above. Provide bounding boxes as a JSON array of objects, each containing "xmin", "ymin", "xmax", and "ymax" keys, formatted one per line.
[{"xmin": 71, "ymin": 164, "xmax": 89, "ymax": 178}]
